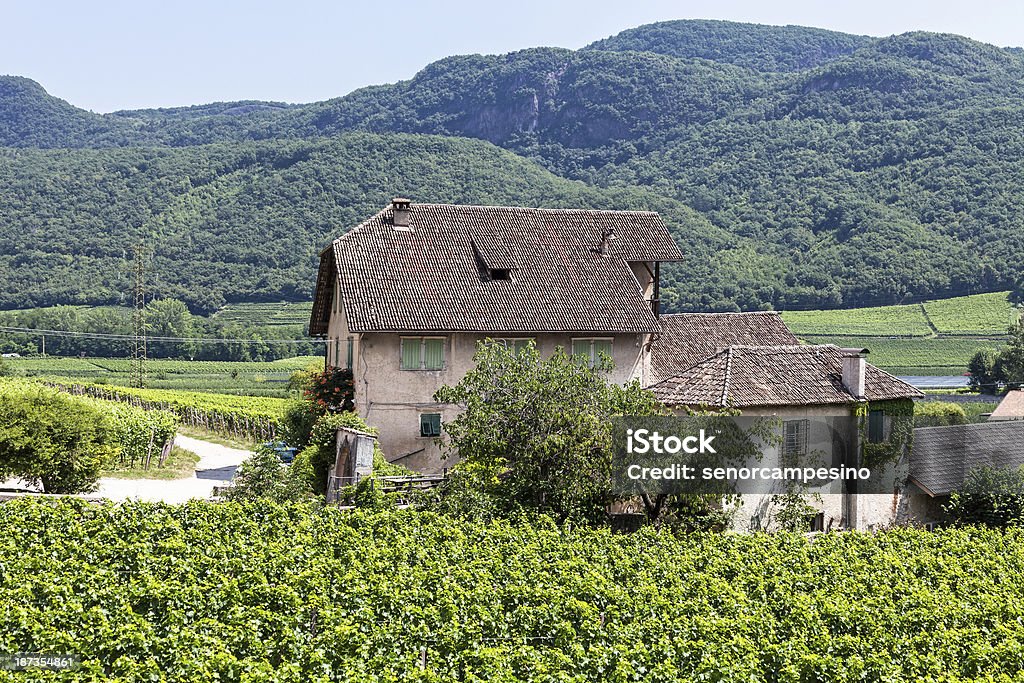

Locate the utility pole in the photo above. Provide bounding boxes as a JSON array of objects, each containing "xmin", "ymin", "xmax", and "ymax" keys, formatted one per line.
[{"xmin": 130, "ymin": 245, "xmax": 147, "ymax": 388}]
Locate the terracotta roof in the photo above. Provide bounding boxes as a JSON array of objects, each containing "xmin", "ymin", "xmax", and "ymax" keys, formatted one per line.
[
  {"xmin": 911, "ymin": 421, "xmax": 1024, "ymax": 496},
  {"xmin": 990, "ymin": 390, "xmax": 1024, "ymax": 420},
  {"xmin": 650, "ymin": 312, "xmax": 799, "ymax": 383},
  {"xmin": 310, "ymin": 202, "xmax": 682, "ymax": 335},
  {"xmin": 648, "ymin": 344, "xmax": 924, "ymax": 408}
]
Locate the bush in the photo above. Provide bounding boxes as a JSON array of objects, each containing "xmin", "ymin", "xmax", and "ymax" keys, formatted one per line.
[
  {"xmin": 289, "ymin": 412, "xmax": 381, "ymax": 495},
  {"xmin": 0, "ymin": 381, "xmax": 118, "ymax": 493},
  {"xmin": 223, "ymin": 446, "xmax": 311, "ymax": 503},
  {"xmin": 945, "ymin": 464, "xmax": 1024, "ymax": 527},
  {"xmin": 914, "ymin": 401, "xmax": 968, "ymax": 427}
]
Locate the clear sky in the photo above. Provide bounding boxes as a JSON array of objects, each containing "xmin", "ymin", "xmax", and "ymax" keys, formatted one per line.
[{"xmin": 4, "ymin": 0, "xmax": 1023, "ymax": 113}]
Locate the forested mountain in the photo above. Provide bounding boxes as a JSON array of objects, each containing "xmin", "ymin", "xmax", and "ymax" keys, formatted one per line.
[{"xmin": 2, "ymin": 20, "xmax": 1024, "ymax": 313}]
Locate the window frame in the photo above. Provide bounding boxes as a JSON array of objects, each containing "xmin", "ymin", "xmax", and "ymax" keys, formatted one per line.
[
  {"xmin": 492, "ymin": 337, "xmax": 535, "ymax": 354},
  {"xmin": 782, "ymin": 419, "xmax": 809, "ymax": 461},
  {"xmin": 571, "ymin": 337, "xmax": 614, "ymax": 367},
  {"xmin": 419, "ymin": 413, "xmax": 442, "ymax": 438},
  {"xmin": 399, "ymin": 336, "xmax": 447, "ymax": 371}
]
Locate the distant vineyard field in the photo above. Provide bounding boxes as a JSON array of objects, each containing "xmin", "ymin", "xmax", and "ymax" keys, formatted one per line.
[
  {"xmin": 922, "ymin": 291, "xmax": 1018, "ymax": 334},
  {"xmin": 785, "ymin": 292, "xmax": 1017, "ymax": 374},
  {"xmin": 8, "ymin": 356, "xmax": 321, "ymax": 397},
  {"xmin": 782, "ymin": 303, "xmax": 933, "ymax": 337},
  {"xmin": 802, "ymin": 335, "xmax": 1003, "ymax": 374},
  {"xmin": 213, "ymin": 302, "xmax": 314, "ymax": 327}
]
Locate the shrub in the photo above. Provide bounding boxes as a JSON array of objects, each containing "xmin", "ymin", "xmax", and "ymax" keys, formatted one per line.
[
  {"xmin": 223, "ymin": 446, "xmax": 311, "ymax": 503},
  {"xmin": 0, "ymin": 381, "xmax": 118, "ymax": 493},
  {"xmin": 914, "ymin": 401, "xmax": 968, "ymax": 427},
  {"xmin": 945, "ymin": 464, "xmax": 1024, "ymax": 527}
]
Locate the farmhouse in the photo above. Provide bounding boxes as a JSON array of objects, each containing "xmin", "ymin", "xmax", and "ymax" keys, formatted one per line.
[
  {"xmin": 309, "ymin": 199, "xmax": 927, "ymax": 530},
  {"xmin": 309, "ymin": 198, "xmax": 682, "ymax": 471}
]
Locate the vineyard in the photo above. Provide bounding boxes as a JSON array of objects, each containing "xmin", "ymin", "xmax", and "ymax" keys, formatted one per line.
[
  {"xmin": 8, "ymin": 356, "xmax": 320, "ymax": 397},
  {"xmin": 212, "ymin": 302, "xmax": 314, "ymax": 327},
  {"xmin": 0, "ymin": 500, "xmax": 1022, "ymax": 681},
  {"xmin": 46, "ymin": 381, "xmax": 287, "ymax": 442},
  {"xmin": 783, "ymin": 291, "xmax": 1018, "ymax": 375}
]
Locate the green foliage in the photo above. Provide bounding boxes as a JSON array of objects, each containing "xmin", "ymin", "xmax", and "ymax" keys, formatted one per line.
[
  {"xmin": 43, "ymin": 380, "xmax": 286, "ymax": 441},
  {"xmin": 0, "ymin": 380, "xmax": 118, "ymax": 492},
  {"xmin": 585, "ymin": 19, "xmax": 872, "ymax": 72},
  {"xmin": 771, "ymin": 488, "xmax": 822, "ymax": 532},
  {"xmin": 946, "ymin": 465, "xmax": 1024, "ymax": 527},
  {"xmin": 2, "ymin": 500, "xmax": 1024, "ymax": 679},
  {"xmin": 290, "ymin": 412, "xmax": 379, "ymax": 495},
  {"xmin": 302, "ymin": 366, "xmax": 355, "ymax": 413},
  {"xmin": 995, "ymin": 321, "xmax": 1024, "ymax": 384},
  {"xmin": 967, "ymin": 348, "xmax": 1003, "ymax": 392},
  {"xmin": 223, "ymin": 446, "xmax": 311, "ymax": 503},
  {"xmin": 913, "ymin": 401, "xmax": 968, "ymax": 427},
  {"xmin": 782, "ymin": 302, "xmax": 934, "ymax": 337},
  {"xmin": 5, "ymin": 22, "xmax": 1024, "ymax": 313},
  {"xmin": 434, "ymin": 341, "xmax": 663, "ymax": 523},
  {"xmin": 923, "ymin": 291, "xmax": 1018, "ymax": 334},
  {"xmin": 110, "ymin": 404, "xmax": 178, "ymax": 470}
]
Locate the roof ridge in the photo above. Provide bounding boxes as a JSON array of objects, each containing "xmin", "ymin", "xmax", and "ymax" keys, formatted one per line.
[{"xmin": 720, "ymin": 346, "xmax": 735, "ymax": 407}]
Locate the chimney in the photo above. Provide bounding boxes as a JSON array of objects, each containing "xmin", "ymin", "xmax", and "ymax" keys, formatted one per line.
[
  {"xmin": 841, "ymin": 348, "xmax": 868, "ymax": 399},
  {"xmin": 594, "ymin": 226, "xmax": 617, "ymax": 257},
  {"xmin": 391, "ymin": 197, "xmax": 412, "ymax": 229}
]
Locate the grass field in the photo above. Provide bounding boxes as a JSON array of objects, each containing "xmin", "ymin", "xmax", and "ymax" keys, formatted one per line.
[
  {"xmin": 7, "ymin": 356, "xmax": 321, "ymax": 397},
  {"xmin": 784, "ymin": 291, "xmax": 1019, "ymax": 375}
]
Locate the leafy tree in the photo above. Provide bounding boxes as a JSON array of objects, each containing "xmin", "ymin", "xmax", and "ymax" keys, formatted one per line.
[
  {"xmin": 968, "ymin": 348, "xmax": 1003, "ymax": 393},
  {"xmin": 994, "ymin": 322, "xmax": 1024, "ymax": 385},
  {"xmin": 0, "ymin": 382, "xmax": 118, "ymax": 492},
  {"xmin": 914, "ymin": 401, "xmax": 969, "ymax": 427},
  {"xmin": 434, "ymin": 341, "xmax": 662, "ymax": 524},
  {"xmin": 946, "ymin": 465, "xmax": 1024, "ymax": 528}
]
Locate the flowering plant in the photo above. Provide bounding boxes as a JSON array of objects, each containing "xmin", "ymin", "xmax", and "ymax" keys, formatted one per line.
[{"xmin": 303, "ymin": 366, "xmax": 355, "ymax": 413}]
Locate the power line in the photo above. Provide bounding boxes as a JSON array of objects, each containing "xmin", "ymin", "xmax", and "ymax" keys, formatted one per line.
[{"xmin": 0, "ymin": 325, "xmax": 325, "ymax": 345}]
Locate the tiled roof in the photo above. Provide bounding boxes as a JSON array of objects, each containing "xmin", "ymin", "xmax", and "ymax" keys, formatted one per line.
[
  {"xmin": 650, "ymin": 312, "xmax": 799, "ymax": 383},
  {"xmin": 310, "ymin": 202, "xmax": 682, "ymax": 335},
  {"xmin": 990, "ymin": 390, "xmax": 1024, "ymax": 420},
  {"xmin": 648, "ymin": 344, "xmax": 924, "ymax": 408},
  {"xmin": 911, "ymin": 421, "xmax": 1024, "ymax": 496}
]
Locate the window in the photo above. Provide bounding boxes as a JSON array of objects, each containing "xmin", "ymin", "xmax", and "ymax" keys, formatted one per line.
[
  {"xmin": 493, "ymin": 338, "xmax": 534, "ymax": 354},
  {"xmin": 572, "ymin": 338, "xmax": 613, "ymax": 367},
  {"xmin": 808, "ymin": 512, "xmax": 825, "ymax": 532},
  {"xmin": 782, "ymin": 419, "xmax": 808, "ymax": 460},
  {"xmin": 420, "ymin": 413, "xmax": 442, "ymax": 438},
  {"xmin": 400, "ymin": 337, "xmax": 445, "ymax": 370},
  {"xmin": 489, "ymin": 268, "xmax": 512, "ymax": 281},
  {"xmin": 868, "ymin": 409, "xmax": 885, "ymax": 444}
]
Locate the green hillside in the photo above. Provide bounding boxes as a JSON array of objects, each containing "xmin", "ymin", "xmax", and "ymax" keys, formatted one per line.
[{"xmin": 3, "ymin": 21, "xmax": 1024, "ymax": 312}]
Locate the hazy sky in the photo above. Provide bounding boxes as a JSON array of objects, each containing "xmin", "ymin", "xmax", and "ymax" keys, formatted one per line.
[{"xmin": 4, "ymin": 0, "xmax": 1023, "ymax": 112}]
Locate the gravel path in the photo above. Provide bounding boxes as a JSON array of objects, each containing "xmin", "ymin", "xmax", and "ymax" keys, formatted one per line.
[{"xmin": 91, "ymin": 434, "xmax": 252, "ymax": 503}]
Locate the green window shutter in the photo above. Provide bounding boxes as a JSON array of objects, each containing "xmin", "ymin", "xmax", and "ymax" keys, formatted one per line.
[
  {"xmin": 593, "ymin": 340, "xmax": 613, "ymax": 362},
  {"xmin": 423, "ymin": 338, "xmax": 445, "ymax": 370},
  {"xmin": 514, "ymin": 339, "xmax": 531, "ymax": 354},
  {"xmin": 572, "ymin": 339, "xmax": 591, "ymax": 364},
  {"xmin": 868, "ymin": 410, "xmax": 885, "ymax": 444},
  {"xmin": 345, "ymin": 338, "xmax": 354, "ymax": 369},
  {"xmin": 420, "ymin": 413, "xmax": 442, "ymax": 437},
  {"xmin": 400, "ymin": 338, "xmax": 420, "ymax": 370}
]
